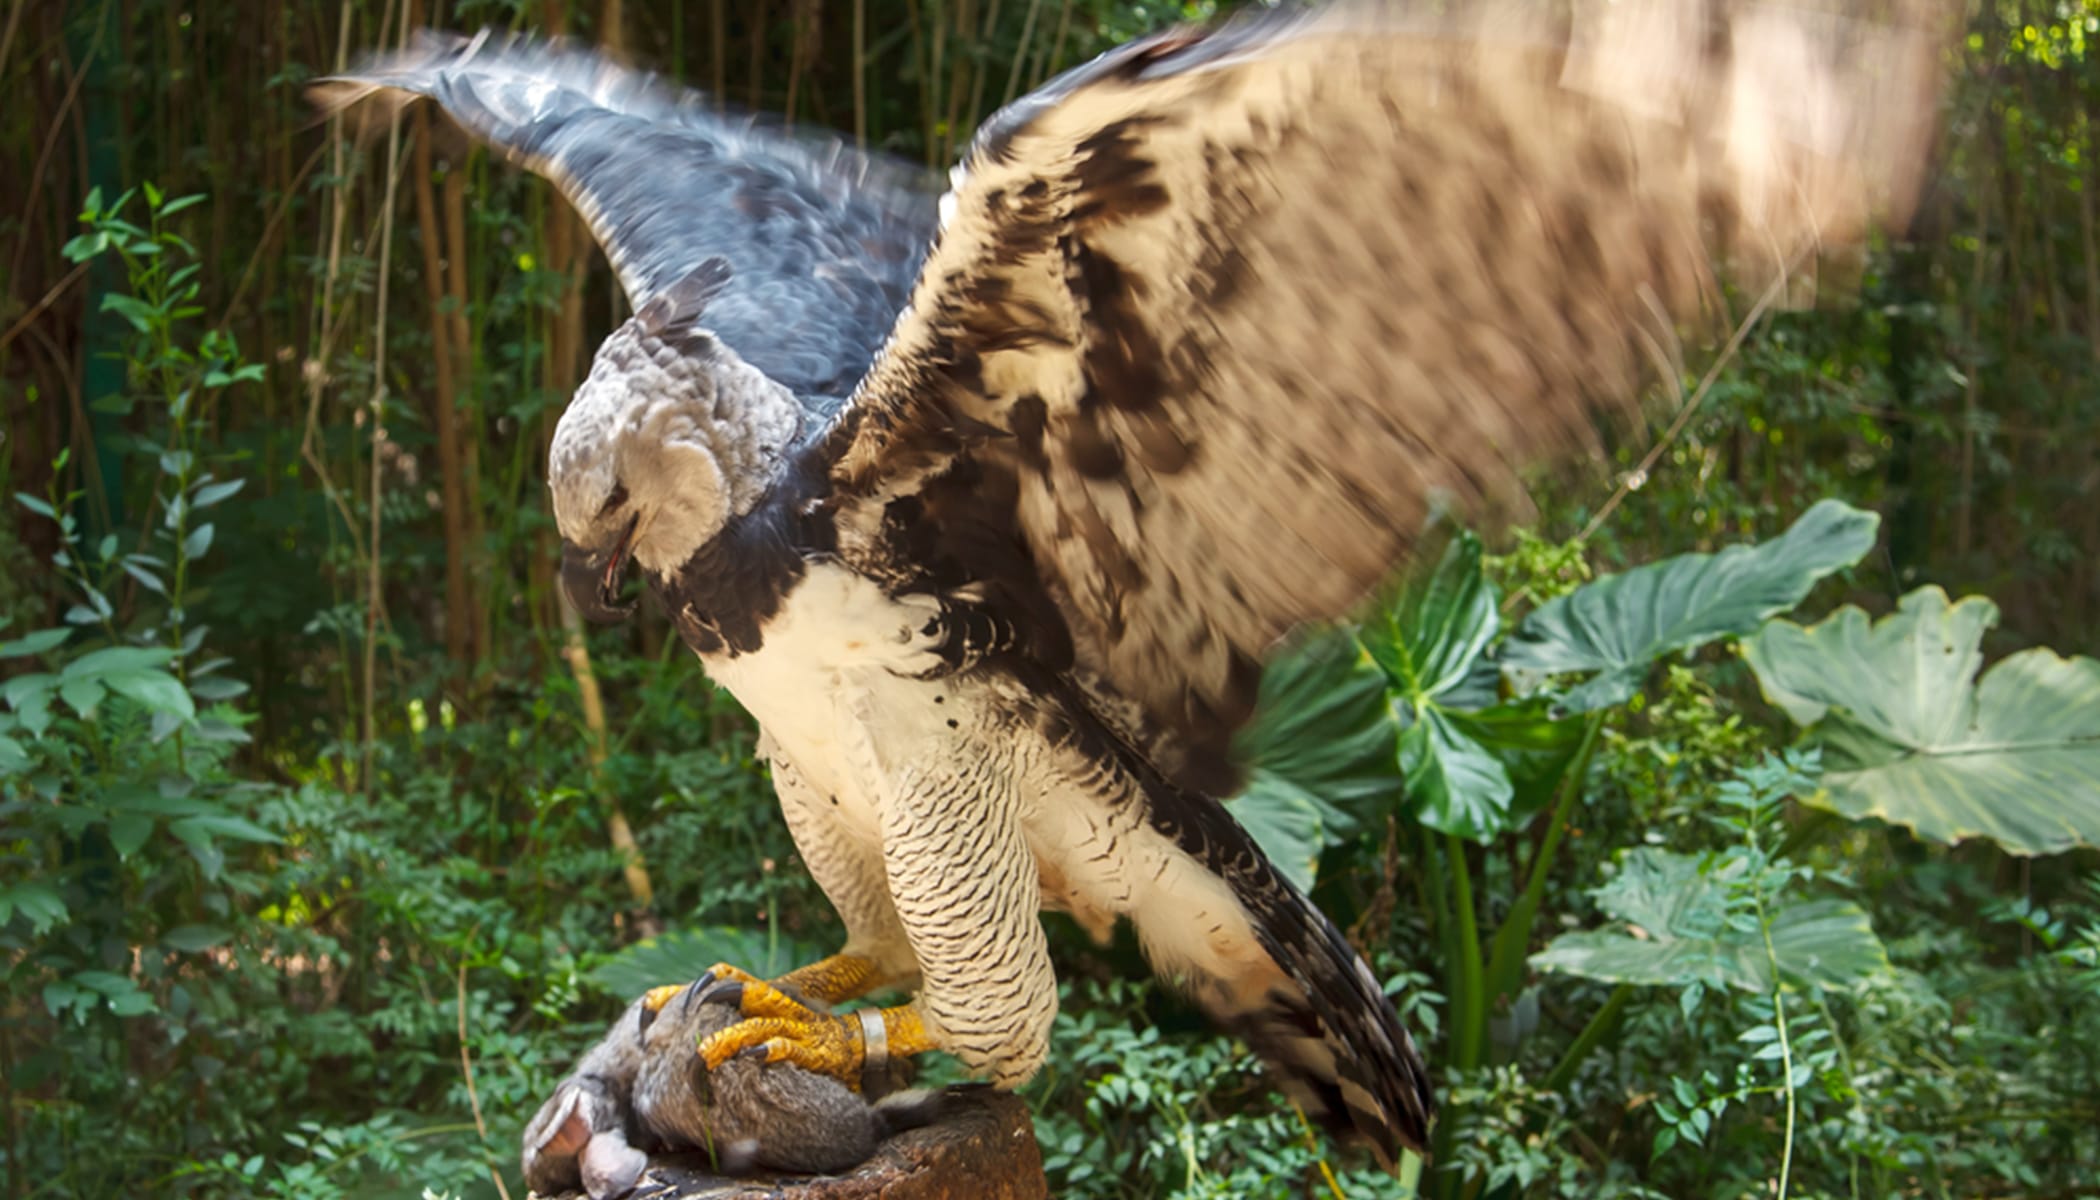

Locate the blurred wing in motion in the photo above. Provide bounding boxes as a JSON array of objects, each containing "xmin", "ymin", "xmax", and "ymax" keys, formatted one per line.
[
  {"xmin": 314, "ymin": 33, "xmax": 939, "ymax": 400},
  {"xmin": 826, "ymin": 0, "xmax": 1947, "ymax": 792}
]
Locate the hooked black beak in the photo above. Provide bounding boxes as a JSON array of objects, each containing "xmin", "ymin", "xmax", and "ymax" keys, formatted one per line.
[{"xmin": 561, "ymin": 513, "xmax": 639, "ymax": 623}]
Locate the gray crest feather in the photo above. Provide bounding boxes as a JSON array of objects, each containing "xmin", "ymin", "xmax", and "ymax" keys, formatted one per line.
[{"xmin": 638, "ymin": 257, "xmax": 735, "ymax": 336}]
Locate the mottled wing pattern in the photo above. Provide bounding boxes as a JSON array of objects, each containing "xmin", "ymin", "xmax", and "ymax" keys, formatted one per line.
[
  {"xmin": 825, "ymin": 0, "xmax": 1944, "ymax": 792},
  {"xmin": 315, "ymin": 33, "xmax": 938, "ymax": 400}
]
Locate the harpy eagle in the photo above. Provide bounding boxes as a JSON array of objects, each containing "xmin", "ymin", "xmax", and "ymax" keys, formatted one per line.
[{"xmin": 322, "ymin": 0, "xmax": 1942, "ymax": 1166}]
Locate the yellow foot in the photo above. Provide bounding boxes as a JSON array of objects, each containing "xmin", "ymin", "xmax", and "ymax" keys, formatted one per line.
[
  {"xmin": 695, "ymin": 976, "xmax": 866, "ymax": 1082},
  {"xmin": 686, "ymin": 960, "xmax": 936, "ymax": 1093},
  {"xmin": 771, "ymin": 954, "xmax": 886, "ymax": 1006}
]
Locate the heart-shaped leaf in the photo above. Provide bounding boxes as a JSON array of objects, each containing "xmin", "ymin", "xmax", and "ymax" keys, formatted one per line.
[
  {"xmin": 1743, "ymin": 586, "xmax": 2100, "ymax": 856},
  {"xmin": 1532, "ymin": 849, "xmax": 1888, "ymax": 992},
  {"xmin": 1504, "ymin": 500, "xmax": 1879, "ymax": 711}
]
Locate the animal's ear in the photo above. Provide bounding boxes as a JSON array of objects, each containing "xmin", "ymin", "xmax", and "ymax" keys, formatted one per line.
[
  {"xmin": 637, "ymin": 257, "xmax": 734, "ymax": 335},
  {"xmin": 579, "ymin": 1135, "xmax": 649, "ymax": 1200},
  {"xmin": 542, "ymin": 1090, "xmax": 595, "ymax": 1155},
  {"xmin": 521, "ymin": 1086, "xmax": 592, "ymax": 1195}
]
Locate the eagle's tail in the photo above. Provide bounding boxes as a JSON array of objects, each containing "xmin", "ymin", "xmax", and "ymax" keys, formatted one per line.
[{"xmin": 1131, "ymin": 791, "xmax": 1435, "ymax": 1169}]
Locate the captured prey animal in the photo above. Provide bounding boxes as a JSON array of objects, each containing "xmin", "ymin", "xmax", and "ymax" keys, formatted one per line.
[
  {"xmin": 318, "ymin": 0, "xmax": 1946, "ymax": 1167},
  {"xmin": 521, "ymin": 979, "xmax": 940, "ymax": 1198}
]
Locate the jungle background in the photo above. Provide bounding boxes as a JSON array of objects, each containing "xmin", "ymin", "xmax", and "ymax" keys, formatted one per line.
[{"xmin": 4, "ymin": 0, "xmax": 2099, "ymax": 1196}]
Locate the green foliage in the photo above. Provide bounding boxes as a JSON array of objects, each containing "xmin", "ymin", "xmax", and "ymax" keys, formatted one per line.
[
  {"xmin": 591, "ymin": 925, "xmax": 830, "ymax": 1000},
  {"xmin": 1531, "ymin": 847, "xmax": 1889, "ymax": 994},
  {"xmin": 1228, "ymin": 634, "xmax": 1392, "ymax": 890},
  {"xmin": 1358, "ymin": 532, "xmax": 1585, "ymax": 842},
  {"xmin": 1239, "ymin": 505, "xmax": 2100, "ymax": 1200},
  {"xmin": 1034, "ymin": 979, "xmax": 1420, "ymax": 1200},
  {"xmin": 1503, "ymin": 500, "xmax": 1880, "ymax": 712},
  {"xmin": 1747, "ymin": 585, "xmax": 2100, "ymax": 855}
]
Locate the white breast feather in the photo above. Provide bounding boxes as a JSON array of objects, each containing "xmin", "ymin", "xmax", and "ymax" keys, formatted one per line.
[{"xmin": 708, "ymin": 564, "xmax": 1286, "ymax": 1040}]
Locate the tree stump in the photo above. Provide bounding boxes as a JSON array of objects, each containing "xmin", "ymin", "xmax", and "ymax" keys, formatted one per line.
[{"xmin": 532, "ymin": 1087, "xmax": 1048, "ymax": 1200}]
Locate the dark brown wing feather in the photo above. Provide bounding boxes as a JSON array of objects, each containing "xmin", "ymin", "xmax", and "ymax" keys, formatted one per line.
[{"xmin": 824, "ymin": 0, "xmax": 1946, "ymax": 792}]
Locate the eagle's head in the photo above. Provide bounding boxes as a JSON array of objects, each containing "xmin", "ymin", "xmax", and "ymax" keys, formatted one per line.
[{"xmin": 549, "ymin": 259, "xmax": 802, "ymax": 621}]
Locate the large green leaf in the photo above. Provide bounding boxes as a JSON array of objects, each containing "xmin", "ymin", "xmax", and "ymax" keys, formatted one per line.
[
  {"xmin": 1237, "ymin": 632, "xmax": 1401, "ymax": 815},
  {"xmin": 1355, "ymin": 532, "xmax": 1521, "ymax": 839},
  {"xmin": 1531, "ymin": 849, "xmax": 1888, "ymax": 992},
  {"xmin": 1225, "ymin": 774, "xmax": 1332, "ymax": 893},
  {"xmin": 1231, "ymin": 631, "xmax": 1401, "ymax": 889},
  {"xmin": 1503, "ymin": 500, "xmax": 1879, "ymax": 711},
  {"xmin": 591, "ymin": 926, "xmax": 832, "ymax": 1001},
  {"xmin": 1361, "ymin": 532, "xmax": 1499, "ymax": 706},
  {"xmin": 1398, "ymin": 702, "xmax": 1512, "ymax": 841},
  {"xmin": 1743, "ymin": 587, "xmax": 2100, "ymax": 856},
  {"xmin": 1445, "ymin": 696, "xmax": 1586, "ymax": 826}
]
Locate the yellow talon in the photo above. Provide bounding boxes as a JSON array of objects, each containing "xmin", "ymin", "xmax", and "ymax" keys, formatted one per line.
[
  {"xmin": 695, "ymin": 991, "xmax": 864, "ymax": 1083},
  {"xmin": 700, "ymin": 961, "xmax": 765, "ymax": 989},
  {"xmin": 672, "ymin": 958, "xmax": 939, "ymax": 1091},
  {"xmin": 640, "ymin": 984, "xmax": 685, "ymax": 1013}
]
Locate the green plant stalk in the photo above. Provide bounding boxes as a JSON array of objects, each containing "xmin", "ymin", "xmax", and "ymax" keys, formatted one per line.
[
  {"xmin": 1542, "ymin": 983, "xmax": 1633, "ymax": 1092},
  {"xmin": 1422, "ymin": 831, "xmax": 1468, "ymax": 1194},
  {"xmin": 1447, "ymin": 835, "xmax": 1487, "ymax": 1071},
  {"xmin": 1757, "ymin": 895, "xmax": 1798, "ymax": 1199},
  {"xmin": 1481, "ymin": 709, "xmax": 1606, "ymax": 1005},
  {"xmin": 143, "ymin": 199, "xmax": 197, "ymax": 770},
  {"xmin": 1808, "ymin": 990, "xmax": 1867, "ymax": 1200}
]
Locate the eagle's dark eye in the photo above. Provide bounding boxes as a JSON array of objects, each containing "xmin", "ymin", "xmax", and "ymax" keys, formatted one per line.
[{"xmin": 598, "ymin": 482, "xmax": 629, "ymax": 517}]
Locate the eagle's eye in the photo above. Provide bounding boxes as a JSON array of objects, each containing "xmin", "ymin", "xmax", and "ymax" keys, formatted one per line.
[{"xmin": 598, "ymin": 482, "xmax": 629, "ymax": 517}]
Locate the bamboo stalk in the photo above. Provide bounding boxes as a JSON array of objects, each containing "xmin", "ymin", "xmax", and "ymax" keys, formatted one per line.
[
  {"xmin": 853, "ymin": 0, "xmax": 867, "ymax": 148},
  {"xmin": 2080, "ymin": 105, "xmax": 2100, "ymax": 632},
  {"xmin": 521, "ymin": 0, "xmax": 660, "ymax": 925},
  {"xmin": 560, "ymin": 600, "xmax": 659, "ymax": 922},
  {"xmin": 410, "ymin": 84, "xmax": 473, "ymax": 678},
  {"xmin": 783, "ymin": 0, "xmax": 811, "ymax": 126},
  {"xmin": 1000, "ymin": 0, "xmax": 1042, "ymax": 107},
  {"xmin": 362, "ymin": 0, "xmax": 411, "ymax": 798},
  {"xmin": 441, "ymin": 162, "xmax": 489, "ymax": 672},
  {"xmin": 303, "ymin": 0, "xmax": 363, "ymax": 780},
  {"xmin": 939, "ymin": 0, "xmax": 973, "ymax": 165},
  {"xmin": 1040, "ymin": 0, "xmax": 1073, "ymax": 87},
  {"xmin": 1957, "ymin": 187, "xmax": 1988, "ymax": 560},
  {"xmin": 748, "ymin": 0, "xmax": 769, "ymax": 110},
  {"xmin": 711, "ymin": 0, "xmax": 726, "ymax": 99},
  {"xmin": 960, "ymin": 0, "xmax": 1001, "ymax": 145},
  {"xmin": 0, "ymin": 0, "xmax": 25, "ymax": 76},
  {"xmin": 925, "ymin": 0, "xmax": 946, "ymax": 165},
  {"xmin": 455, "ymin": 955, "xmax": 515, "ymax": 1200}
]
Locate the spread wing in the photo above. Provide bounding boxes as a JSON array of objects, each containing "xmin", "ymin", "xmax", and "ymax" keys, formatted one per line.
[
  {"xmin": 823, "ymin": 0, "xmax": 1945, "ymax": 792},
  {"xmin": 314, "ymin": 32, "xmax": 938, "ymax": 400}
]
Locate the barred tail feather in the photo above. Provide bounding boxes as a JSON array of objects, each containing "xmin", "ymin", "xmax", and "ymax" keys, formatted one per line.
[
  {"xmin": 1130, "ymin": 794, "xmax": 1434, "ymax": 1167},
  {"xmin": 1214, "ymin": 865, "xmax": 1433, "ymax": 1169},
  {"xmin": 1039, "ymin": 668, "xmax": 1435, "ymax": 1163}
]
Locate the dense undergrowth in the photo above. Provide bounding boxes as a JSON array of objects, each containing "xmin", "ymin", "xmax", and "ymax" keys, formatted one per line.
[{"xmin": 6, "ymin": 1, "xmax": 2100, "ymax": 1198}]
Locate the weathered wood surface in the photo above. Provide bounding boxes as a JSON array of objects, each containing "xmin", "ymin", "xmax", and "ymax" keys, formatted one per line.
[{"xmin": 532, "ymin": 1087, "xmax": 1048, "ymax": 1200}]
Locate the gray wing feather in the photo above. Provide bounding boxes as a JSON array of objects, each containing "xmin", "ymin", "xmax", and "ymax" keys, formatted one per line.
[
  {"xmin": 314, "ymin": 32, "xmax": 938, "ymax": 400},
  {"xmin": 827, "ymin": 0, "xmax": 1948, "ymax": 791}
]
